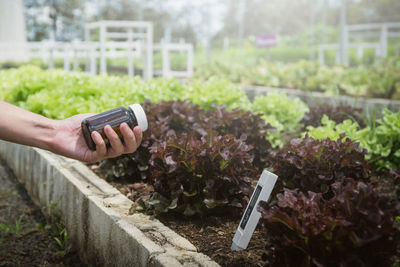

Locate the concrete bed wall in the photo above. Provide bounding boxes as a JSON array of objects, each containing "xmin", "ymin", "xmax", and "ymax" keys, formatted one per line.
[{"xmin": 0, "ymin": 141, "xmax": 219, "ymax": 267}]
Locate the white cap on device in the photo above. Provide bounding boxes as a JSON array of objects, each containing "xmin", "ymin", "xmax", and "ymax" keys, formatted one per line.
[
  {"xmin": 129, "ymin": 104, "xmax": 148, "ymax": 132},
  {"xmin": 231, "ymin": 170, "xmax": 278, "ymax": 251}
]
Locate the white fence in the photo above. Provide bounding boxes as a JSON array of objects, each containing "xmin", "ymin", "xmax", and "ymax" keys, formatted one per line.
[
  {"xmin": 85, "ymin": 21, "xmax": 154, "ymax": 80},
  {"xmin": 154, "ymin": 43, "xmax": 194, "ymax": 78},
  {"xmin": 323, "ymin": 22, "xmax": 400, "ymax": 65},
  {"xmin": 0, "ymin": 20, "xmax": 194, "ymax": 79},
  {"xmin": 396, "ymin": 44, "xmax": 400, "ymax": 57},
  {"xmin": 318, "ymin": 43, "xmax": 381, "ymax": 65},
  {"xmin": 0, "ymin": 41, "xmax": 194, "ymax": 79}
]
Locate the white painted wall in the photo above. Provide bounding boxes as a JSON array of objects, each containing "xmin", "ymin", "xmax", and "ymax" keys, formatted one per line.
[{"xmin": 0, "ymin": 0, "xmax": 28, "ymax": 61}]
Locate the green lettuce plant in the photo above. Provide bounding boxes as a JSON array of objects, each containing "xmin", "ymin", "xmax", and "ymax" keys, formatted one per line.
[
  {"xmin": 0, "ymin": 66, "xmax": 251, "ymax": 118},
  {"xmin": 252, "ymin": 91, "xmax": 309, "ymax": 147},
  {"xmin": 306, "ymin": 110, "xmax": 400, "ymax": 171}
]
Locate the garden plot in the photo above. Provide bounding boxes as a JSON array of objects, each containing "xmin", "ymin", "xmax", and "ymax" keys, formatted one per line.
[{"xmin": 0, "ymin": 66, "xmax": 399, "ymax": 266}]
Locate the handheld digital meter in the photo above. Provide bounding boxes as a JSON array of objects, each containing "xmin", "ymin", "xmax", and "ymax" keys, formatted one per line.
[{"xmin": 231, "ymin": 170, "xmax": 278, "ymax": 251}]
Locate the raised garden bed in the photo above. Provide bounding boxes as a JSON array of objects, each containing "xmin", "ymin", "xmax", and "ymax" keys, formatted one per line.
[
  {"xmin": 1, "ymin": 66, "xmax": 399, "ymax": 266},
  {"xmin": 0, "ymin": 141, "xmax": 219, "ymax": 267},
  {"xmin": 196, "ymin": 59, "xmax": 400, "ymax": 100}
]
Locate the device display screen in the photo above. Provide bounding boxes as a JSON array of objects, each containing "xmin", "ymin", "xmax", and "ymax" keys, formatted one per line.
[{"xmin": 240, "ymin": 185, "xmax": 262, "ymax": 230}]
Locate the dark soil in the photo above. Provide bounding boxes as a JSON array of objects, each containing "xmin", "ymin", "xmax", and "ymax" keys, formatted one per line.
[
  {"xmin": 157, "ymin": 214, "xmax": 268, "ymax": 267},
  {"xmin": 0, "ymin": 159, "xmax": 85, "ymax": 267},
  {"xmin": 100, "ymin": 177, "xmax": 269, "ymax": 267}
]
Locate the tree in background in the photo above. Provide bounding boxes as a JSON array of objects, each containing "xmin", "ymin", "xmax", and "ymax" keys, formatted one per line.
[
  {"xmin": 348, "ymin": 0, "xmax": 400, "ymax": 24},
  {"xmin": 24, "ymin": 0, "xmax": 49, "ymax": 41},
  {"xmin": 217, "ymin": 0, "xmax": 400, "ymax": 45},
  {"xmin": 220, "ymin": 0, "xmax": 315, "ymax": 39},
  {"xmin": 24, "ymin": 0, "xmax": 85, "ymax": 41},
  {"xmin": 24, "ymin": 0, "xmax": 197, "ymax": 44},
  {"xmin": 23, "ymin": 0, "xmax": 400, "ymax": 45}
]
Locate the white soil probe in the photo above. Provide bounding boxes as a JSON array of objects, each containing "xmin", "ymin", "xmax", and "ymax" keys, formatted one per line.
[{"xmin": 231, "ymin": 170, "xmax": 278, "ymax": 251}]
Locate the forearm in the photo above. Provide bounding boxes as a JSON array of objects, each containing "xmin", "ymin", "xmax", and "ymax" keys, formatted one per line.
[
  {"xmin": 0, "ymin": 100, "xmax": 58, "ymax": 151},
  {"xmin": 0, "ymin": 100, "xmax": 143, "ymax": 163}
]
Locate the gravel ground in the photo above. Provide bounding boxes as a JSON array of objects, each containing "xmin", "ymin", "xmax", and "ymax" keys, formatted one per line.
[{"xmin": 0, "ymin": 158, "xmax": 85, "ymax": 267}]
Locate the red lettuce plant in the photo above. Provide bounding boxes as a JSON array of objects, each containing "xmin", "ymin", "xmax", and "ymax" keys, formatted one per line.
[
  {"xmin": 96, "ymin": 101, "xmax": 212, "ymax": 181},
  {"xmin": 145, "ymin": 101, "xmax": 274, "ymax": 171},
  {"xmin": 203, "ymin": 104, "xmax": 274, "ymax": 171},
  {"xmin": 145, "ymin": 132, "xmax": 258, "ymax": 216},
  {"xmin": 143, "ymin": 100, "xmax": 204, "ymax": 140},
  {"xmin": 99, "ymin": 100, "xmax": 273, "ymax": 181},
  {"xmin": 258, "ymin": 178, "xmax": 400, "ymax": 267},
  {"xmin": 272, "ymin": 135, "xmax": 371, "ymax": 196}
]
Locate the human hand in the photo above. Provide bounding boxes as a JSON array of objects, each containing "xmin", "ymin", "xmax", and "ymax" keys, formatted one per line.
[{"xmin": 50, "ymin": 114, "xmax": 143, "ymax": 163}]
